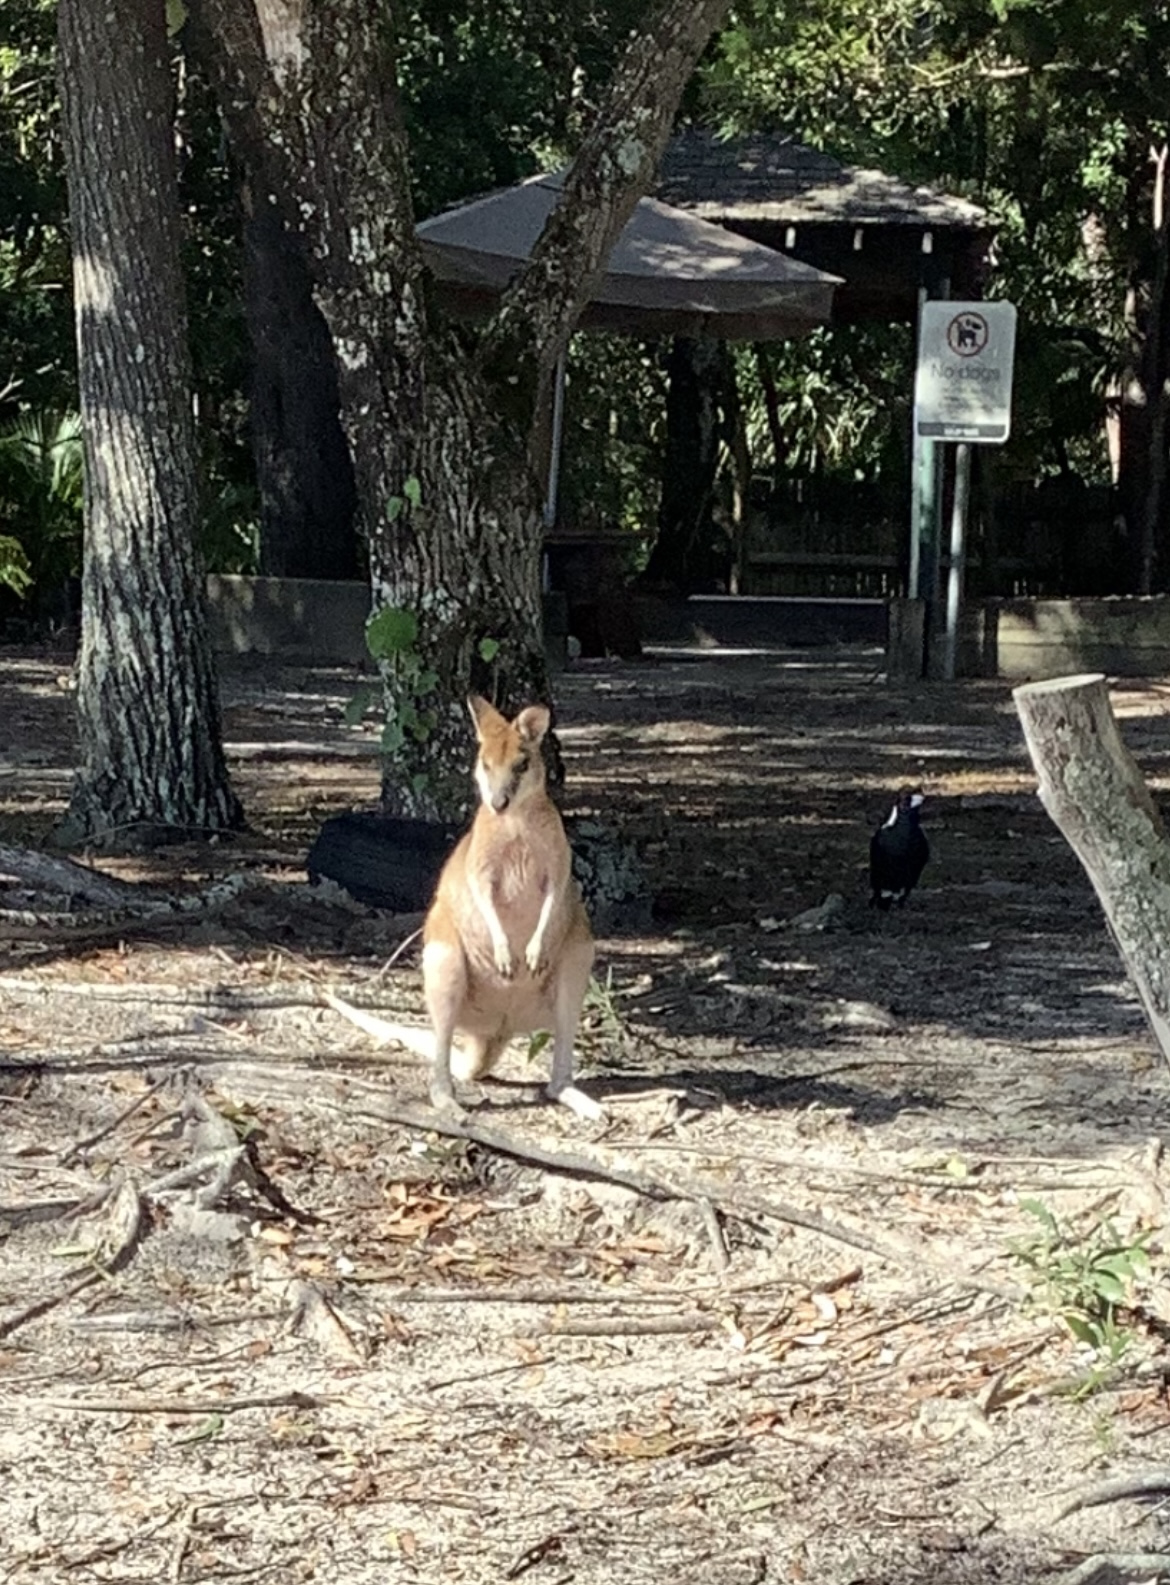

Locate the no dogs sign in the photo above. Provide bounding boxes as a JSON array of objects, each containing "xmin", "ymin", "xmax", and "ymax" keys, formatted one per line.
[{"xmin": 914, "ymin": 300, "xmax": 1018, "ymax": 444}]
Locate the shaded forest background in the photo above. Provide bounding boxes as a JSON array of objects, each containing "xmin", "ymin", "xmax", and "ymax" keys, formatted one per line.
[{"xmin": 1, "ymin": 0, "xmax": 1167, "ymax": 620}]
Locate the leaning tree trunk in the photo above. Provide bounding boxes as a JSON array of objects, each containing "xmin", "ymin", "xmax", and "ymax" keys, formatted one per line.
[
  {"xmin": 1014, "ymin": 673, "xmax": 1170, "ymax": 1068},
  {"xmin": 57, "ymin": 0, "xmax": 241, "ymax": 846}
]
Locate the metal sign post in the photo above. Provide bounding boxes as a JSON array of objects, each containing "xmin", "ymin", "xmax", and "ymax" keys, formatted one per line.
[{"xmin": 913, "ymin": 301, "xmax": 1018, "ymax": 679}]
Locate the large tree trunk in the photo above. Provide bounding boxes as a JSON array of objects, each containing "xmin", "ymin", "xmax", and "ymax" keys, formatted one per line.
[
  {"xmin": 642, "ymin": 336, "xmax": 725, "ymax": 593},
  {"xmin": 242, "ymin": 193, "xmax": 360, "ymax": 581},
  {"xmin": 1014, "ymin": 673, "xmax": 1170, "ymax": 1068},
  {"xmin": 1118, "ymin": 144, "xmax": 1170, "ymax": 594},
  {"xmin": 191, "ymin": 0, "xmax": 732, "ymax": 819},
  {"xmin": 57, "ymin": 0, "xmax": 241, "ymax": 846}
]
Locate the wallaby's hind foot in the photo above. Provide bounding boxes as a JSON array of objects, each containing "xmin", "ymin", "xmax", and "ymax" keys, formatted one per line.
[{"xmin": 548, "ymin": 1081, "xmax": 605, "ymax": 1122}]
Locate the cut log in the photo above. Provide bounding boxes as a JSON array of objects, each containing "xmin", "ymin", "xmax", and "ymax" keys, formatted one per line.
[{"xmin": 1014, "ymin": 672, "xmax": 1170, "ymax": 1068}]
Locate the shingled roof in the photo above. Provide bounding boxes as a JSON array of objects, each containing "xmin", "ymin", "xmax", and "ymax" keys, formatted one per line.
[{"xmin": 657, "ymin": 129, "xmax": 988, "ymax": 232}]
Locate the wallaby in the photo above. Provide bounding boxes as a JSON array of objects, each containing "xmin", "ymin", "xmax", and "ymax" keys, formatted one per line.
[{"xmin": 420, "ymin": 695, "xmax": 602, "ymax": 1121}]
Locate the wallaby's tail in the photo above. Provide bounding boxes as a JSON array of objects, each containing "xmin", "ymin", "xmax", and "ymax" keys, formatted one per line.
[{"xmin": 322, "ymin": 989, "xmax": 433, "ymax": 1059}]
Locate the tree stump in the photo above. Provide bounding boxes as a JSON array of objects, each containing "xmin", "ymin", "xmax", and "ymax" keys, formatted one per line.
[{"xmin": 1014, "ymin": 672, "xmax": 1170, "ymax": 1068}]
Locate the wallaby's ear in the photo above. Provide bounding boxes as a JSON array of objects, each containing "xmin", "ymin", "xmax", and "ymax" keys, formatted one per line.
[
  {"xmin": 514, "ymin": 704, "xmax": 551, "ymax": 746},
  {"xmin": 467, "ymin": 694, "xmax": 498, "ymax": 735}
]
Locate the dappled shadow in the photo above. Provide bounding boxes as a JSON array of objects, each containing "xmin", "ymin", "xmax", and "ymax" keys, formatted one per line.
[{"xmin": 3, "ymin": 642, "xmax": 1170, "ymax": 1164}]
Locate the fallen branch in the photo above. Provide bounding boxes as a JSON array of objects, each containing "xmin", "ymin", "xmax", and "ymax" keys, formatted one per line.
[
  {"xmin": 212, "ymin": 1061, "xmax": 1021, "ymax": 1297},
  {"xmin": 528, "ymin": 1313, "xmax": 719, "ymax": 1338},
  {"xmin": 0, "ymin": 843, "xmax": 146, "ymax": 909},
  {"xmin": 1062, "ymin": 1553, "xmax": 1170, "ymax": 1585},
  {"xmin": 348, "ymin": 1281, "xmax": 679, "ymax": 1305},
  {"xmin": 6, "ymin": 1388, "xmax": 337, "ymax": 1416},
  {"xmin": 1056, "ymin": 1469, "xmax": 1170, "ymax": 1523},
  {"xmin": 0, "ymin": 976, "xmax": 327, "ymax": 1010},
  {"xmin": 0, "ymin": 1198, "xmax": 95, "ymax": 1229},
  {"xmin": 0, "ymin": 1272, "xmax": 104, "ymax": 1341}
]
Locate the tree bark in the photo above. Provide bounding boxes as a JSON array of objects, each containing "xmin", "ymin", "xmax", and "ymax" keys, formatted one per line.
[
  {"xmin": 1014, "ymin": 673, "xmax": 1170, "ymax": 1068},
  {"xmin": 643, "ymin": 336, "xmax": 725, "ymax": 592},
  {"xmin": 242, "ymin": 188, "xmax": 359, "ymax": 581},
  {"xmin": 56, "ymin": 0, "xmax": 241, "ymax": 846},
  {"xmin": 1118, "ymin": 144, "xmax": 1170, "ymax": 594},
  {"xmin": 189, "ymin": 0, "xmax": 732, "ymax": 818}
]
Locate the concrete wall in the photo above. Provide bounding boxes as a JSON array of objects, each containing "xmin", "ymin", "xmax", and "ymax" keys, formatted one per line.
[
  {"xmin": 889, "ymin": 595, "xmax": 1170, "ymax": 681},
  {"xmin": 207, "ymin": 575, "xmax": 569, "ymax": 669},
  {"xmin": 635, "ymin": 594, "xmax": 888, "ymax": 649},
  {"xmin": 984, "ymin": 597, "xmax": 1170, "ymax": 679},
  {"xmin": 208, "ymin": 577, "xmax": 1170, "ymax": 680},
  {"xmin": 207, "ymin": 575, "xmax": 372, "ymax": 665}
]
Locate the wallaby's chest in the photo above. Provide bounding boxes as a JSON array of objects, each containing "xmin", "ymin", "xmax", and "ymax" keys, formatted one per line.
[{"xmin": 474, "ymin": 831, "xmax": 546, "ymax": 906}]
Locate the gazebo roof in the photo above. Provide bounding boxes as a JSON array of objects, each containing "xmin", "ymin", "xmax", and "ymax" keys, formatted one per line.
[
  {"xmin": 656, "ymin": 130, "xmax": 993, "ymax": 321},
  {"xmin": 657, "ymin": 129, "xmax": 988, "ymax": 230}
]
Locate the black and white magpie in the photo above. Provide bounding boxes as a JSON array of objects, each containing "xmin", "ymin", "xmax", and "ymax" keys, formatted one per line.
[{"xmin": 870, "ymin": 788, "xmax": 929, "ymax": 910}]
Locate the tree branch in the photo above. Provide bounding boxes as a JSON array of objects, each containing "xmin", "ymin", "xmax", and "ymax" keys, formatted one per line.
[{"xmin": 482, "ymin": 0, "xmax": 733, "ymax": 431}]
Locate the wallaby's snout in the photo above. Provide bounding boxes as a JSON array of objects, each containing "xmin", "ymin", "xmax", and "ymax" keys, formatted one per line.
[{"xmin": 469, "ymin": 694, "xmax": 548, "ymax": 816}]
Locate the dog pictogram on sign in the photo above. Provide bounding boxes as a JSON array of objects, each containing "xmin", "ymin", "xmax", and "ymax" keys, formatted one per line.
[{"xmin": 947, "ymin": 311, "xmax": 989, "ymax": 357}]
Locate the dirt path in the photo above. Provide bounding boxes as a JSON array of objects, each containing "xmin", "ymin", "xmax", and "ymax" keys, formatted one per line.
[{"xmin": 1, "ymin": 644, "xmax": 1168, "ymax": 1584}]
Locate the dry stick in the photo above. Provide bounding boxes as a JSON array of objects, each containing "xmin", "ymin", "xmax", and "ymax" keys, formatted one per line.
[
  {"xmin": 0, "ymin": 1271, "xmax": 103, "ymax": 1341},
  {"xmin": 0, "ymin": 1198, "xmax": 95, "ymax": 1229},
  {"xmin": 169, "ymin": 1504, "xmax": 198, "ymax": 1585},
  {"xmin": 375, "ymin": 927, "xmax": 424, "ymax": 982},
  {"xmin": 346, "ymin": 1092, "xmax": 1019, "ymax": 1294},
  {"xmin": 1055, "ymin": 1469, "xmax": 1170, "ymax": 1523},
  {"xmin": 60, "ymin": 1069, "xmax": 180, "ymax": 1165},
  {"xmin": 349, "ymin": 1282, "xmax": 679, "ymax": 1306},
  {"xmin": 527, "ymin": 1313, "xmax": 719, "ymax": 1338},
  {"xmin": 212, "ymin": 1060, "xmax": 1017, "ymax": 1297},
  {"xmin": 7, "ymin": 1388, "xmax": 337, "ymax": 1417},
  {"xmin": 1062, "ymin": 1555, "xmax": 1170, "ymax": 1585},
  {"xmin": 698, "ymin": 1197, "xmax": 730, "ymax": 1273}
]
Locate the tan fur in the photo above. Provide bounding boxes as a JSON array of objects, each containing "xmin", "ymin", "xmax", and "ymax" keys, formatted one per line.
[{"xmin": 422, "ymin": 695, "xmax": 601, "ymax": 1120}]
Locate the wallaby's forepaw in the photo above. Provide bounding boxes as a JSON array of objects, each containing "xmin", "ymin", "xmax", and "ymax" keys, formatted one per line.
[
  {"xmin": 548, "ymin": 1083, "xmax": 606, "ymax": 1123},
  {"xmin": 493, "ymin": 941, "xmax": 514, "ymax": 979},
  {"xmin": 524, "ymin": 938, "xmax": 547, "ymax": 976}
]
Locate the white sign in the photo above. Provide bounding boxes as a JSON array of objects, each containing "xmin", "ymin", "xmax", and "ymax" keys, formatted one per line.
[{"xmin": 914, "ymin": 300, "xmax": 1018, "ymax": 444}]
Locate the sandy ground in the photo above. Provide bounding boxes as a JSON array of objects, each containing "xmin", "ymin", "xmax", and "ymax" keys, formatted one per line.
[{"xmin": 1, "ymin": 642, "xmax": 1169, "ymax": 1585}]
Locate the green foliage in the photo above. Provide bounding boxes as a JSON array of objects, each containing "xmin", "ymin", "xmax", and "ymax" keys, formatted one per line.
[
  {"xmin": 385, "ymin": 475, "xmax": 423, "ymax": 524},
  {"xmin": 367, "ymin": 604, "xmax": 420, "ymax": 657},
  {"xmin": 558, "ymin": 332, "xmax": 666, "ymax": 551},
  {"xmin": 399, "ymin": 0, "xmax": 652, "ymax": 215},
  {"xmin": 364, "ymin": 604, "xmax": 440, "ymax": 756},
  {"xmin": 0, "ymin": 532, "xmax": 31, "ymax": 595},
  {"xmin": 699, "ymin": 0, "xmax": 1167, "ymax": 509},
  {"xmin": 0, "ymin": 1, "xmax": 74, "ymax": 419},
  {"xmin": 0, "ymin": 406, "xmax": 83, "ymax": 595},
  {"xmin": 1009, "ymin": 1199, "xmax": 1153, "ymax": 1370}
]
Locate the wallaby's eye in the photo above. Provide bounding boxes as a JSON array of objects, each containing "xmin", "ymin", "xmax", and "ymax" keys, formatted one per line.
[{"xmin": 515, "ymin": 756, "xmax": 530, "ymax": 776}]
